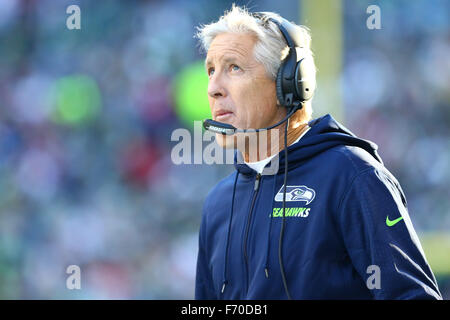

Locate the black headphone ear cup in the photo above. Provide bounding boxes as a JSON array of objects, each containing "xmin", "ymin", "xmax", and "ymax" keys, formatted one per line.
[
  {"xmin": 276, "ymin": 66, "xmax": 285, "ymax": 106},
  {"xmin": 294, "ymin": 57, "xmax": 315, "ymax": 101}
]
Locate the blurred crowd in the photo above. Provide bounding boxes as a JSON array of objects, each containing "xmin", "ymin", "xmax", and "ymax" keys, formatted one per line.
[{"xmin": 0, "ymin": 0, "xmax": 448, "ymax": 299}]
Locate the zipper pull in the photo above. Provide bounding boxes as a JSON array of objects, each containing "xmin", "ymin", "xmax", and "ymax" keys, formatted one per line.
[
  {"xmin": 221, "ymin": 281, "xmax": 227, "ymax": 294},
  {"xmin": 254, "ymin": 173, "xmax": 261, "ymax": 191}
]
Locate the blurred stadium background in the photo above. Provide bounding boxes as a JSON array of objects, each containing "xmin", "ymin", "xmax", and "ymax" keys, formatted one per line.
[{"xmin": 0, "ymin": 0, "xmax": 448, "ymax": 299}]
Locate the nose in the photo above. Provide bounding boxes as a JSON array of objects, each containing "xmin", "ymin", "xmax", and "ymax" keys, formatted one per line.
[{"xmin": 207, "ymin": 73, "xmax": 226, "ymax": 99}]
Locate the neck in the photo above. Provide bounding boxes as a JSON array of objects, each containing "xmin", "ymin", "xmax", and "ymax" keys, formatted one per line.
[{"xmin": 241, "ymin": 121, "xmax": 309, "ymax": 163}]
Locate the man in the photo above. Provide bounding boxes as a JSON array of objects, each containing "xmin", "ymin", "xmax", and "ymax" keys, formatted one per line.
[{"xmin": 194, "ymin": 5, "xmax": 442, "ymax": 300}]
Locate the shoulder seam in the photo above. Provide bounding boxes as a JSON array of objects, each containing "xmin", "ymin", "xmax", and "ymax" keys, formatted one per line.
[{"xmin": 327, "ymin": 146, "xmax": 367, "ymax": 172}]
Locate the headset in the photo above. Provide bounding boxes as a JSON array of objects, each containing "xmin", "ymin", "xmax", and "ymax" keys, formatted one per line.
[{"xmin": 203, "ymin": 12, "xmax": 316, "ymax": 300}]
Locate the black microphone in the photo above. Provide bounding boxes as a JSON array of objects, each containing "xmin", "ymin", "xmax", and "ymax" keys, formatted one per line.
[
  {"xmin": 202, "ymin": 119, "xmax": 237, "ymax": 135},
  {"xmin": 203, "ymin": 103, "xmax": 301, "ymax": 135}
]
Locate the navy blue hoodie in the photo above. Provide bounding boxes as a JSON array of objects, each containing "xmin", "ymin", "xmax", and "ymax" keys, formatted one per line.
[{"xmin": 195, "ymin": 114, "xmax": 442, "ymax": 300}]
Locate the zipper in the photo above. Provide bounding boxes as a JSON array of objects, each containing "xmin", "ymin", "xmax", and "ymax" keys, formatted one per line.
[{"xmin": 243, "ymin": 173, "xmax": 262, "ymax": 295}]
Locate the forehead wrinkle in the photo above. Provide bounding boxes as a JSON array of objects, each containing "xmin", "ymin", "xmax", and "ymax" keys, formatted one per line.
[{"xmin": 205, "ymin": 37, "xmax": 254, "ymax": 67}]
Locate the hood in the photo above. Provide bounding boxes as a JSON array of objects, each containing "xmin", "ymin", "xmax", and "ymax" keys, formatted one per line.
[{"xmin": 234, "ymin": 114, "xmax": 382, "ymax": 175}]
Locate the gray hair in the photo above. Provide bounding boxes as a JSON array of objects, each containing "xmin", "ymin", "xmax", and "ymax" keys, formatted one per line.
[{"xmin": 195, "ymin": 4, "xmax": 316, "ymax": 83}]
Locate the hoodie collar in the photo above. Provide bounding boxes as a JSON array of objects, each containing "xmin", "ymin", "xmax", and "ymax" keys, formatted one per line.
[{"xmin": 234, "ymin": 114, "xmax": 382, "ymax": 175}]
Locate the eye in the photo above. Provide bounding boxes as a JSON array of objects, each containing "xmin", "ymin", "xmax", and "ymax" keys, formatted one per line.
[
  {"xmin": 230, "ymin": 64, "xmax": 240, "ymax": 72},
  {"xmin": 207, "ymin": 67, "xmax": 215, "ymax": 76}
]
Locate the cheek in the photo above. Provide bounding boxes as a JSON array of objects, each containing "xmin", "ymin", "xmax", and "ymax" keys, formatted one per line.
[
  {"xmin": 229, "ymin": 76, "xmax": 277, "ymax": 127},
  {"xmin": 245, "ymin": 81, "xmax": 277, "ymax": 120},
  {"xmin": 258, "ymin": 79, "xmax": 277, "ymax": 104},
  {"xmin": 233, "ymin": 81, "xmax": 261, "ymax": 115}
]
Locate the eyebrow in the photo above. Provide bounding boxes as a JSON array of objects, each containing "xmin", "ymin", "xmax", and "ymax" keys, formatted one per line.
[{"xmin": 205, "ymin": 55, "xmax": 240, "ymax": 69}]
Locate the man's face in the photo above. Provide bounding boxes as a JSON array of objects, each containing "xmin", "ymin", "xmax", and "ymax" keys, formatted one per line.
[{"xmin": 205, "ymin": 32, "xmax": 282, "ymax": 148}]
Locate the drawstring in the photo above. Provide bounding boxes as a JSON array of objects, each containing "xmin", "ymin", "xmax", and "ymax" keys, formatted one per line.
[
  {"xmin": 279, "ymin": 117, "xmax": 292, "ymax": 299},
  {"xmin": 221, "ymin": 171, "xmax": 239, "ymax": 294},
  {"xmin": 264, "ymin": 174, "xmax": 277, "ymax": 279}
]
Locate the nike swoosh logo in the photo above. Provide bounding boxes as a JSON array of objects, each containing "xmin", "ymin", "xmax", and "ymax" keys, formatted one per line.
[{"xmin": 386, "ymin": 216, "xmax": 403, "ymax": 227}]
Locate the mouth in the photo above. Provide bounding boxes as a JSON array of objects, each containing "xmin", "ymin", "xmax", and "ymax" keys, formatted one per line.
[{"xmin": 214, "ymin": 110, "xmax": 234, "ymax": 122}]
